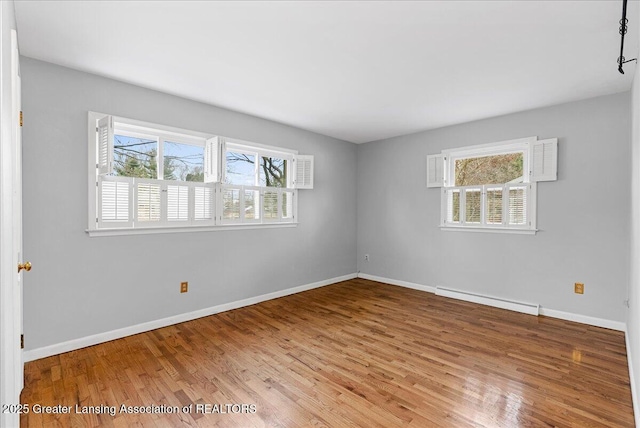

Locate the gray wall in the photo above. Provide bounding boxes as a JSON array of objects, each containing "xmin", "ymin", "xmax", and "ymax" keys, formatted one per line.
[
  {"xmin": 20, "ymin": 54, "xmax": 634, "ymax": 353},
  {"xmin": 357, "ymin": 92, "xmax": 631, "ymax": 322},
  {"xmin": 627, "ymin": 3, "xmax": 640, "ymax": 422},
  {"xmin": 21, "ymin": 57, "xmax": 357, "ymax": 350}
]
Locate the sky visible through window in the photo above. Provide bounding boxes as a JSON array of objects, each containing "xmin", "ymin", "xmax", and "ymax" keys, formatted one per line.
[
  {"xmin": 112, "ymin": 135, "xmax": 204, "ymax": 182},
  {"xmin": 226, "ymin": 151, "xmax": 256, "ymax": 185},
  {"xmin": 164, "ymin": 141, "xmax": 204, "ymax": 182},
  {"xmin": 225, "ymin": 149, "xmax": 289, "ymax": 188},
  {"xmin": 113, "ymin": 135, "xmax": 158, "ymax": 179}
]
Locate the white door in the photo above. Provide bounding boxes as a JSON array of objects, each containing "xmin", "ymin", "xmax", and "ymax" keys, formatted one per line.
[
  {"xmin": 11, "ymin": 28, "xmax": 24, "ymax": 393},
  {"xmin": 0, "ymin": 28, "xmax": 25, "ymax": 428}
]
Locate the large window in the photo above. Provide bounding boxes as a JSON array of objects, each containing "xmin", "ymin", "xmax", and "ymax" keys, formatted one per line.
[
  {"xmin": 427, "ymin": 136, "xmax": 557, "ymax": 234},
  {"xmin": 88, "ymin": 112, "xmax": 313, "ymax": 235}
]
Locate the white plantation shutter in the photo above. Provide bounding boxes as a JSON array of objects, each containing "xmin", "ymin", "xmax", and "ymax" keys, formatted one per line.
[
  {"xmin": 223, "ymin": 188, "xmax": 240, "ymax": 220},
  {"xmin": 531, "ymin": 138, "xmax": 558, "ymax": 182},
  {"xmin": 194, "ymin": 185, "xmax": 214, "ymax": 222},
  {"xmin": 263, "ymin": 191, "xmax": 279, "ymax": 219},
  {"xmin": 97, "ymin": 115, "xmax": 114, "ymax": 175},
  {"xmin": 204, "ymin": 137, "xmax": 223, "ymax": 183},
  {"xmin": 243, "ymin": 189, "xmax": 260, "ymax": 221},
  {"xmin": 98, "ymin": 177, "xmax": 132, "ymax": 227},
  {"xmin": 464, "ymin": 188, "xmax": 481, "ymax": 223},
  {"xmin": 282, "ymin": 191, "xmax": 294, "ymax": 219},
  {"xmin": 485, "ymin": 188, "xmax": 503, "ymax": 225},
  {"xmin": 445, "ymin": 189, "xmax": 461, "ymax": 223},
  {"xmin": 508, "ymin": 186, "xmax": 528, "ymax": 225},
  {"xmin": 167, "ymin": 185, "xmax": 189, "ymax": 222},
  {"xmin": 427, "ymin": 154, "xmax": 444, "ymax": 188},
  {"xmin": 294, "ymin": 155, "xmax": 314, "ymax": 189},
  {"xmin": 136, "ymin": 182, "xmax": 161, "ymax": 222}
]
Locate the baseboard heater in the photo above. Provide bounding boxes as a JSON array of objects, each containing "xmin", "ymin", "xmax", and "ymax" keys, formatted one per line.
[{"xmin": 435, "ymin": 286, "xmax": 539, "ymax": 316}]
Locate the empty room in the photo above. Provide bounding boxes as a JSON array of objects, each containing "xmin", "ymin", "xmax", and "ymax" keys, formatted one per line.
[{"xmin": 2, "ymin": 0, "xmax": 640, "ymax": 426}]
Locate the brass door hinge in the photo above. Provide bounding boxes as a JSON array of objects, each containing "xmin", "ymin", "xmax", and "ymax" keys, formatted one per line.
[
  {"xmin": 20, "ymin": 334, "xmax": 24, "ymax": 349},
  {"xmin": 19, "ymin": 111, "xmax": 23, "ymax": 127}
]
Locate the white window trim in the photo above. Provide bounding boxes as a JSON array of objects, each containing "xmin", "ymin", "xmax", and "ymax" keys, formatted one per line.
[
  {"xmin": 87, "ymin": 222, "xmax": 298, "ymax": 237},
  {"xmin": 439, "ymin": 226, "xmax": 538, "ymax": 235},
  {"xmin": 225, "ymin": 138, "xmax": 297, "ymax": 156},
  {"xmin": 87, "ymin": 111, "xmax": 309, "ymax": 236},
  {"xmin": 433, "ymin": 136, "xmax": 551, "ymax": 235}
]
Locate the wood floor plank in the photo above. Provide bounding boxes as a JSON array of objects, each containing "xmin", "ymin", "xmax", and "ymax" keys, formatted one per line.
[{"xmin": 21, "ymin": 279, "xmax": 635, "ymax": 427}]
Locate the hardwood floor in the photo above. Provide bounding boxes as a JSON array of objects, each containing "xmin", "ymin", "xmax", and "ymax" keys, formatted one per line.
[{"xmin": 21, "ymin": 278, "xmax": 634, "ymax": 427}]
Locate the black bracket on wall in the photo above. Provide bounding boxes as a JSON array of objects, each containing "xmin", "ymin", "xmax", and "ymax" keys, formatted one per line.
[{"xmin": 618, "ymin": 0, "xmax": 637, "ymax": 74}]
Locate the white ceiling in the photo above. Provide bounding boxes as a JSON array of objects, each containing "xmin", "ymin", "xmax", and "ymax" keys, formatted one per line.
[{"xmin": 14, "ymin": 1, "xmax": 639, "ymax": 144}]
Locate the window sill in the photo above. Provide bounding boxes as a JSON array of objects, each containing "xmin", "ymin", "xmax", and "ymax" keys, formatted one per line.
[
  {"xmin": 439, "ymin": 225, "xmax": 538, "ymax": 235},
  {"xmin": 87, "ymin": 222, "xmax": 298, "ymax": 237}
]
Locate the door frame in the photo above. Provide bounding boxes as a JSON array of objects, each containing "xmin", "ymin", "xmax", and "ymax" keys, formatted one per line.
[{"xmin": 0, "ymin": 27, "xmax": 22, "ymax": 428}]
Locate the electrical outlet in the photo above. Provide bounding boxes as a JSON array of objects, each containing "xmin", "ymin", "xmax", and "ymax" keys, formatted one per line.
[
  {"xmin": 365, "ymin": 254, "xmax": 370, "ymax": 262},
  {"xmin": 574, "ymin": 283, "xmax": 584, "ymax": 294},
  {"xmin": 180, "ymin": 282, "xmax": 188, "ymax": 293}
]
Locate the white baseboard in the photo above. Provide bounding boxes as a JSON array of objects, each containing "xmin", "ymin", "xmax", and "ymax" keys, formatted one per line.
[
  {"xmin": 538, "ymin": 307, "xmax": 625, "ymax": 331},
  {"xmin": 357, "ymin": 273, "xmax": 436, "ymax": 293},
  {"xmin": 24, "ymin": 273, "xmax": 358, "ymax": 362},
  {"xmin": 358, "ymin": 272, "xmax": 625, "ymax": 331},
  {"xmin": 436, "ymin": 286, "xmax": 539, "ymax": 316},
  {"xmin": 625, "ymin": 327, "xmax": 640, "ymax": 428}
]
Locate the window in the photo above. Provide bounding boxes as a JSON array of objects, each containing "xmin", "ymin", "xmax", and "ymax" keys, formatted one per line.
[
  {"xmin": 219, "ymin": 142, "xmax": 297, "ymax": 224},
  {"xmin": 164, "ymin": 141, "xmax": 205, "ymax": 182},
  {"xmin": 88, "ymin": 112, "xmax": 314, "ymax": 235},
  {"xmin": 113, "ymin": 134, "xmax": 158, "ymax": 179},
  {"xmin": 427, "ymin": 136, "xmax": 557, "ymax": 234}
]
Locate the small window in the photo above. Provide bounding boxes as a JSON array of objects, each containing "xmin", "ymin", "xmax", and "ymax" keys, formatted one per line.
[
  {"xmin": 427, "ymin": 137, "xmax": 557, "ymax": 233},
  {"xmin": 220, "ymin": 141, "xmax": 296, "ymax": 224}
]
